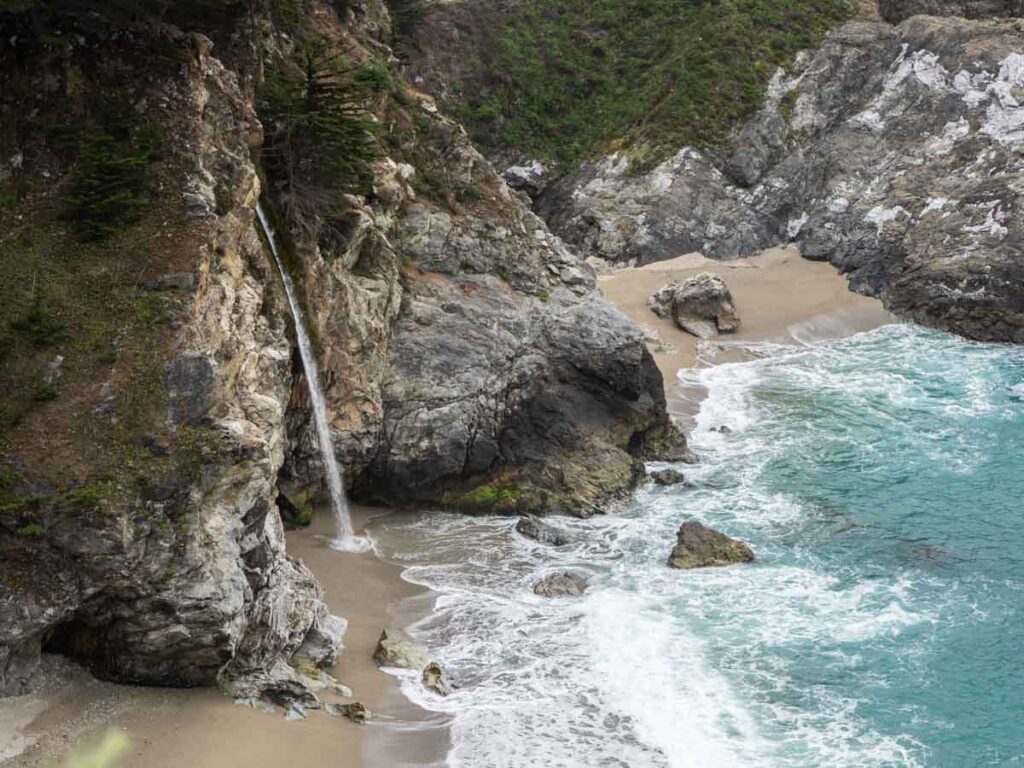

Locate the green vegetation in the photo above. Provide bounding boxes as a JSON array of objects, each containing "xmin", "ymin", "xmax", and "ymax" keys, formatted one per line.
[
  {"xmin": 449, "ymin": 479, "xmax": 523, "ymax": 513},
  {"xmin": 62, "ymin": 99, "xmax": 164, "ymax": 241},
  {"xmin": 258, "ymin": 51, "xmax": 379, "ymax": 209},
  {"xmin": 353, "ymin": 62, "xmax": 395, "ymax": 94},
  {"xmin": 385, "ymin": 0, "xmax": 427, "ymax": 42},
  {"xmin": 0, "ymin": 0, "xmax": 243, "ymax": 36},
  {"xmin": 454, "ymin": 0, "xmax": 851, "ymax": 166},
  {"xmin": 10, "ymin": 293, "xmax": 67, "ymax": 347},
  {"xmin": 31, "ymin": 381, "xmax": 60, "ymax": 402}
]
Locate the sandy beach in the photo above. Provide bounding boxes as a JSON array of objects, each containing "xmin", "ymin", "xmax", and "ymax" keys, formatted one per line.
[
  {"xmin": 1, "ymin": 508, "xmax": 448, "ymax": 768},
  {"xmin": 598, "ymin": 246, "xmax": 893, "ymax": 419},
  {"xmin": 1, "ymin": 247, "xmax": 892, "ymax": 768}
]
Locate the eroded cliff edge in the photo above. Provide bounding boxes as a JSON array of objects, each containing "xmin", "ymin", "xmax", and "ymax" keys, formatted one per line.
[{"xmin": 0, "ymin": 0, "xmax": 680, "ymax": 701}]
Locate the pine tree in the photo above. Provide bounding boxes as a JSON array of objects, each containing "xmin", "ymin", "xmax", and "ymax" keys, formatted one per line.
[{"xmin": 259, "ymin": 50, "xmax": 379, "ymax": 218}]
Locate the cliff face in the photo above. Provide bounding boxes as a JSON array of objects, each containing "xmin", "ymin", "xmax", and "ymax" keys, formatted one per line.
[
  {"xmin": 289, "ymin": 102, "xmax": 680, "ymax": 517},
  {"xmin": 536, "ymin": 13, "xmax": 1024, "ymax": 344},
  {"xmin": 0, "ymin": 0, "xmax": 677, "ymax": 700},
  {"xmin": 0, "ymin": 32, "xmax": 343, "ymax": 704},
  {"xmin": 402, "ymin": 1, "xmax": 1024, "ymax": 345}
]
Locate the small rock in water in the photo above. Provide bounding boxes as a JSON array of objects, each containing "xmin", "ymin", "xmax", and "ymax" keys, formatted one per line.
[
  {"xmin": 710, "ymin": 425, "xmax": 732, "ymax": 434},
  {"xmin": 515, "ymin": 515, "xmax": 571, "ymax": 546},
  {"xmin": 533, "ymin": 571, "xmax": 589, "ymax": 598},
  {"xmin": 326, "ymin": 702, "xmax": 371, "ymax": 724},
  {"xmin": 650, "ymin": 468, "xmax": 686, "ymax": 486},
  {"xmin": 422, "ymin": 662, "xmax": 451, "ymax": 696},
  {"xmin": 667, "ymin": 521, "xmax": 755, "ymax": 570},
  {"xmin": 373, "ymin": 629, "xmax": 430, "ymax": 670}
]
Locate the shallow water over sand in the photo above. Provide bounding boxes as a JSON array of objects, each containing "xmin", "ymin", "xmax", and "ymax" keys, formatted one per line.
[{"xmin": 373, "ymin": 325, "xmax": 1024, "ymax": 767}]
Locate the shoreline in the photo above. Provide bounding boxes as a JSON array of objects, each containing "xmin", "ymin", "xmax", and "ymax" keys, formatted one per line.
[
  {"xmin": 1, "ymin": 507, "xmax": 449, "ymax": 768},
  {"xmin": 598, "ymin": 246, "xmax": 894, "ymax": 421},
  {"xmin": 1, "ymin": 248, "xmax": 891, "ymax": 768}
]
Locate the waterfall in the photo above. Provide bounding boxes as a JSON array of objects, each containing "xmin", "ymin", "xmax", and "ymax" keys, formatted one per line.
[{"xmin": 255, "ymin": 202, "xmax": 368, "ymax": 553}]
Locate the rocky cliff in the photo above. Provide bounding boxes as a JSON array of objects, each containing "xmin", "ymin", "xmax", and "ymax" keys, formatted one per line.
[
  {"xmin": 0, "ymin": 0, "xmax": 677, "ymax": 703},
  {"xmin": 539, "ymin": 11, "xmax": 1024, "ymax": 344},
  {"xmin": 405, "ymin": 1, "xmax": 1024, "ymax": 345}
]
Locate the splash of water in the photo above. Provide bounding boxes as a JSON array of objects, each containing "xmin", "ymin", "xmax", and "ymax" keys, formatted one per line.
[{"xmin": 255, "ymin": 202, "xmax": 368, "ymax": 552}]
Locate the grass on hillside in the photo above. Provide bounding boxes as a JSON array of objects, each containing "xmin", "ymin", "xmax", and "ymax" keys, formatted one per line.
[{"xmin": 453, "ymin": 0, "xmax": 851, "ymax": 167}]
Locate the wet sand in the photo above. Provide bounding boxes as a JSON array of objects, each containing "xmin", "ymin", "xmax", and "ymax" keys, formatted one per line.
[
  {"xmin": 598, "ymin": 246, "xmax": 894, "ymax": 420},
  {"xmin": 1, "ymin": 507, "xmax": 448, "ymax": 768}
]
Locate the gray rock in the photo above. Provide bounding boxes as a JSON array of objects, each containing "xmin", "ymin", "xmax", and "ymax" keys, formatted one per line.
[
  {"xmin": 41, "ymin": 355, "xmax": 63, "ymax": 386},
  {"xmin": 649, "ymin": 273, "xmax": 740, "ymax": 339},
  {"xmin": 878, "ymin": 0, "xmax": 1019, "ymax": 23},
  {"xmin": 421, "ymin": 661, "xmax": 451, "ymax": 696},
  {"xmin": 532, "ymin": 571, "xmax": 590, "ymax": 597},
  {"xmin": 0, "ymin": 44, "xmax": 341, "ymax": 705},
  {"xmin": 540, "ymin": 16, "xmax": 1024, "ymax": 344},
  {"xmin": 373, "ymin": 630, "xmax": 430, "ymax": 670},
  {"xmin": 667, "ymin": 521, "xmax": 755, "ymax": 570},
  {"xmin": 139, "ymin": 272, "xmax": 196, "ymax": 292},
  {"xmin": 503, "ymin": 160, "xmax": 549, "ymax": 196},
  {"xmin": 0, "ymin": 0, "xmax": 679, "ymax": 707},
  {"xmin": 650, "ymin": 468, "xmax": 686, "ymax": 486},
  {"xmin": 515, "ymin": 515, "xmax": 571, "ymax": 546},
  {"xmin": 294, "ymin": 613, "xmax": 347, "ymax": 669},
  {"xmin": 163, "ymin": 354, "xmax": 215, "ymax": 426},
  {"xmin": 326, "ymin": 701, "xmax": 371, "ymax": 723}
]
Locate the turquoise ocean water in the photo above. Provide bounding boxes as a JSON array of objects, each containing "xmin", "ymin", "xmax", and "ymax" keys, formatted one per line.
[{"xmin": 375, "ymin": 324, "xmax": 1024, "ymax": 767}]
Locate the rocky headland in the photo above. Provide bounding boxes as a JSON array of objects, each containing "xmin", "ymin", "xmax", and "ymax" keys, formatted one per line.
[
  {"xmin": 1, "ymin": 0, "xmax": 1023, "ymax": 764},
  {"xmin": 0, "ymin": 0, "xmax": 678, "ymax": 713}
]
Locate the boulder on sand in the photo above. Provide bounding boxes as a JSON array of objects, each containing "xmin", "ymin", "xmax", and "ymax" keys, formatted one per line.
[
  {"xmin": 532, "ymin": 571, "xmax": 589, "ymax": 597},
  {"xmin": 667, "ymin": 521, "xmax": 754, "ymax": 569},
  {"xmin": 373, "ymin": 630, "xmax": 430, "ymax": 670},
  {"xmin": 515, "ymin": 515, "xmax": 571, "ymax": 546},
  {"xmin": 648, "ymin": 273, "xmax": 740, "ymax": 339},
  {"xmin": 326, "ymin": 701, "xmax": 371, "ymax": 723}
]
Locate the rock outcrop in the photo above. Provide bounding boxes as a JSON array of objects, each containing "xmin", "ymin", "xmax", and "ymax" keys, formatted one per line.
[
  {"xmin": 0, "ymin": 36, "xmax": 343, "ymax": 703},
  {"xmin": 879, "ymin": 0, "xmax": 1023, "ymax": 23},
  {"xmin": 373, "ymin": 630, "xmax": 431, "ymax": 670},
  {"xmin": 649, "ymin": 274, "xmax": 741, "ymax": 339},
  {"xmin": 421, "ymin": 661, "xmax": 452, "ymax": 696},
  {"xmin": 538, "ymin": 15, "xmax": 1024, "ymax": 344},
  {"xmin": 515, "ymin": 515, "xmax": 572, "ymax": 546},
  {"xmin": 667, "ymin": 522, "xmax": 755, "ymax": 570},
  {"xmin": 650, "ymin": 468, "xmax": 686, "ymax": 486},
  {"xmin": 0, "ymin": 0, "xmax": 681, "ymax": 700},
  {"xmin": 532, "ymin": 571, "xmax": 590, "ymax": 597}
]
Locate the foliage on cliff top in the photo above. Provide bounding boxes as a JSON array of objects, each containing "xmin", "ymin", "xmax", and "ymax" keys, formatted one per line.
[
  {"xmin": 452, "ymin": 0, "xmax": 852, "ymax": 166},
  {"xmin": 0, "ymin": 0, "xmax": 242, "ymax": 35}
]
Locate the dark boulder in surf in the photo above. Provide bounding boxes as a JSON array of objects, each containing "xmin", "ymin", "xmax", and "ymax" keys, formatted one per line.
[
  {"xmin": 515, "ymin": 515, "xmax": 572, "ymax": 546},
  {"xmin": 651, "ymin": 468, "xmax": 686, "ymax": 486},
  {"xmin": 667, "ymin": 521, "xmax": 755, "ymax": 570}
]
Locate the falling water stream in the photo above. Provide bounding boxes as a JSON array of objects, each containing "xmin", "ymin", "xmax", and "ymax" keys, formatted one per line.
[{"xmin": 255, "ymin": 202, "xmax": 367, "ymax": 552}]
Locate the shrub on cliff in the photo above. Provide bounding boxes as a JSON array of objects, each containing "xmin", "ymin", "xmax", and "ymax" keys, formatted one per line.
[
  {"xmin": 258, "ymin": 50, "xmax": 378, "ymax": 216},
  {"xmin": 61, "ymin": 98, "xmax": 164, "ymax": 241}
]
